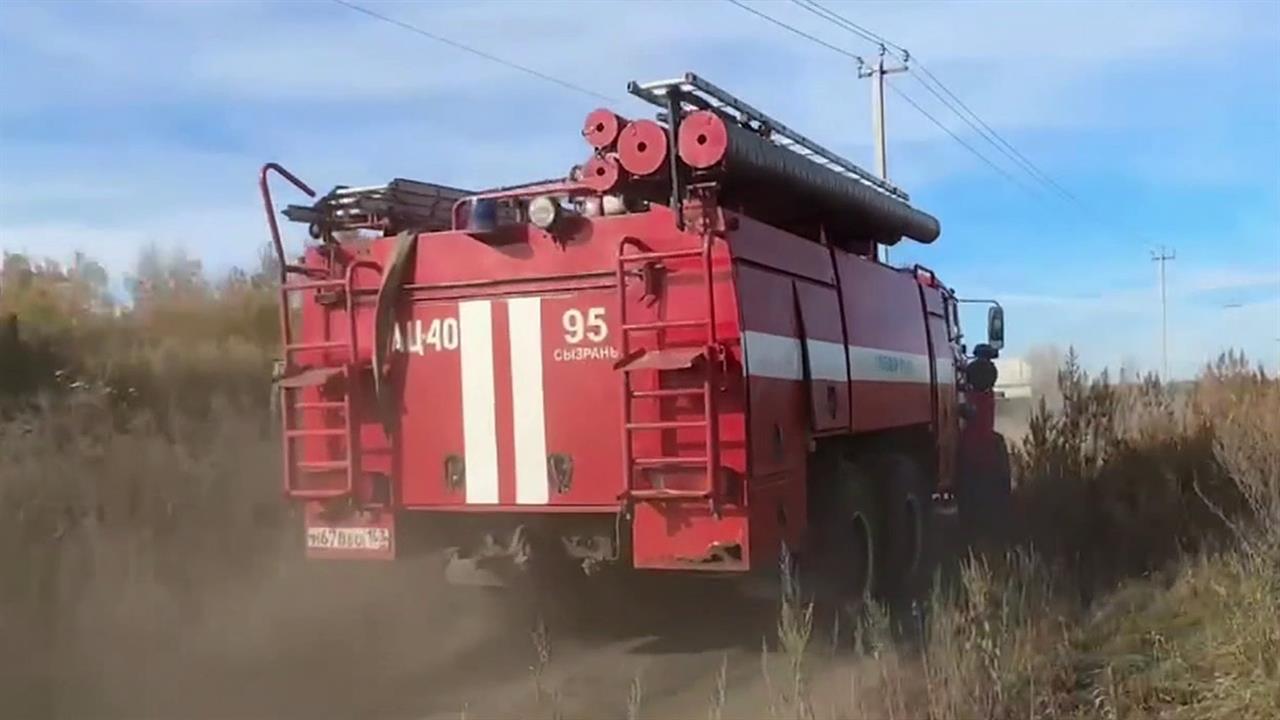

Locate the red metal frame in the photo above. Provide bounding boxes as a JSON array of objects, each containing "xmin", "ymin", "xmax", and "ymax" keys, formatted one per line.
[{"xmin": 448, "ymin": 179, "xmax": 592, "ymax": 230}]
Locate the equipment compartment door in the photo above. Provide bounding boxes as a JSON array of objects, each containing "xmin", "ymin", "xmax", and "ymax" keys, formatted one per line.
[
  {"xmin": 795, "ymin": 280, "xmax": 850, "ymax": 432},
  {"xmin": 535, "ymin": 291, "xmax": 626, "ymax": 506},
  {"xmin": 396, "ymin": 292, "xmax": 624, "ymax": 508},
  {"xmin": 921, "ymin": 287, "xmax": 958, "ymax": 490}
]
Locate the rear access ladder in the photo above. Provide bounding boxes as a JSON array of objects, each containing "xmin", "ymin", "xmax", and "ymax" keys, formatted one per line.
[
  {"xmin": 615, "ymin": 231, "xmax": 723, "ymax": 505},
  {"xmin": 261, "ymin": 163, "xmax": 380, "ymax": 501}
]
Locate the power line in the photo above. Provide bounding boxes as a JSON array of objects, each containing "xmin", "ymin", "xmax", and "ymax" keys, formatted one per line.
[
  {"xmin": 791, "ymin": 0, "xmax": 903, "ymax": 54},
  {"xmin": 904, "ymin": 67, "xmax": 1056, "ymax": 200},
  {"xmin": 330, "ymin": 0, "xmax": 616, "ymax": 103},
  {"xmin": 911, "ymin": 62, "xmax": 1077, "ymax": 200},
  {"xmin": 795, "ymin": 0, "xmax": 1078, "ymax": 202},
  {"xmin": 728, "ymin": 0, "xmax": 1036, "ymax": 196},
  {"xmin": 887, "ymin": 83, "xmax": 1042, "ymax": 197},
  {"xmin": 724, "ymin": 0, "xmax": 865, "ymax": 64},
  {"xmin": 732, "ymin": 0, "xmax": 1164, "ymax": 258}
]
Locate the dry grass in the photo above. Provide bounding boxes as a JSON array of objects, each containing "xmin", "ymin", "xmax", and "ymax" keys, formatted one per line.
[
  {"xmin": 732, "ymin": 351, "xmax": 1279, "ymax": 720},
  {"xmin": 0, "ymin": 390, "xmax": 519, "ymax": 720},
  {"xmin": 0, "ymin": 394, "xmax": 283, "ymax": 717},
  {"xmin": 1013, "ymin": 353, "xmax": 1243, "ymax": 600}
]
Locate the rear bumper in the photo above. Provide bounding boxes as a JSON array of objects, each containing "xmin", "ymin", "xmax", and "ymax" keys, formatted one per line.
[
  {"xmin": 401, "ymin": 503, "xmax": 622, "ymax": 513},
  {"xmin": 304, "ymin": 499, "xmax": 754, "ymax": 573}
]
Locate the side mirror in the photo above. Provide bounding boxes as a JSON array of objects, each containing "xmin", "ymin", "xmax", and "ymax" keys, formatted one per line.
[{"xmin": 987, "ymin": 305, "xmax": 1005, "ymax": 351}]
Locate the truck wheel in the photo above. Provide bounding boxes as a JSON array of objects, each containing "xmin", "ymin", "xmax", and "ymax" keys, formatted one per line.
[
  {"xmin": 985, "ymin": 434, "xmax": 1013, "ymax": 544},
  {"xmin": 991, "ymin": 434, "xmax": 1012, "ymax": 503},
  {"xmin": 875, "ymin": 454, "xmax": 937, "ymax": 615},
  {"xmin": 810, "ymin": 455, "xmax": 883, "ymax": 622},
  {"xmin": 959, "ymin": 433, "xmax": 1012, "ymax": 548}
]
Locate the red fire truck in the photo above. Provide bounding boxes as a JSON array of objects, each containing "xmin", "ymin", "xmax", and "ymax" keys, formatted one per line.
[{"xmin": 260, "ymin": 73, "xmax": 1010, "ymax": 610}]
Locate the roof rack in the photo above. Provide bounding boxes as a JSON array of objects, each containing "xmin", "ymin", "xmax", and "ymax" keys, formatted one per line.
[
  {"xmin": 627, "ymin": 72, "xmax": 908, "ymax": 201},
  {"xmin": 283, "ymin": 178, "xmax": 472, "ymax": 236}
]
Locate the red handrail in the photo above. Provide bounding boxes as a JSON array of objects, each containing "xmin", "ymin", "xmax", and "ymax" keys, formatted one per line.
[
  {"xmin": 258, "ymin": 163, "xmax": 315, "ymax": 285},
  {"xmin": 344, "ymin": 260, "xmax": 382, "ymax": 365},
  {"xmin": 449, "ymin": 179, "xmax": 593, "ymax": 230},
  {"xmin": 259, "ymin": 163, "xmax": 317, "ymax": 381}
]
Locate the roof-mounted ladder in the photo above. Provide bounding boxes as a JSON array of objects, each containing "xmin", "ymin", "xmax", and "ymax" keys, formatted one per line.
[{"xmin": 626, "ymin": 72, "xmax": 909, "ymax": 202}]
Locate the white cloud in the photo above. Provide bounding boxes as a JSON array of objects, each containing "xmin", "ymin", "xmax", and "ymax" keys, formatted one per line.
[{"xmin": 1182, "ymin": 266, "xmax": 1280, "ymax": 294}]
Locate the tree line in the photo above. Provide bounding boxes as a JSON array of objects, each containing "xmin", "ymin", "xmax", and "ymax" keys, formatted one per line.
[{"xmin": 0, "ymin": 245, "xmax": 280, "ymax": 416}]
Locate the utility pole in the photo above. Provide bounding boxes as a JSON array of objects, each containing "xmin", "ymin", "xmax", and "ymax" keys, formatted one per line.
[
  {"xmin": 858, "ymin": 46, "xmax": 908, "ymax": 265},
  {"xmin": 1151, "ymin": 246, "xmax": 1176, "ymax": 380}
]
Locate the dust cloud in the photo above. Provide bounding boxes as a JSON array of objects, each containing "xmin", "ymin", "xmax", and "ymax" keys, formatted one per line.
[
  {"xmin": 5, "ymin": 528, "xmax": 798, "ymax": 720},
  {"xmin": 4, "ymin": 535, "xmax": 523, "ymax": 719}
]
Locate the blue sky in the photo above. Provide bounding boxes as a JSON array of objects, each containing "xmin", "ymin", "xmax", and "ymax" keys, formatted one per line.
[{"xmin": 1, "ymin": 0, "xmax": 1277, "ymax": 377}]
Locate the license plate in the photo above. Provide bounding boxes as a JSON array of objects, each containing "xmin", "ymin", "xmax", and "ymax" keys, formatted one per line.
[{"xmin": 306, "ymin": 526, "xmax": 391, "ymax": 551}]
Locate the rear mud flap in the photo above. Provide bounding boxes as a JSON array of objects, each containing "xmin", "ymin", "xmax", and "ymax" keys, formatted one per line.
[
  {"xmin": 631, "ymin": 501, "xmax": 750, "ymax": 571},
  {"xmin": 443, "ymin": 551, "xmax": 519, "ymax": 588},
  {"xmin": 442, "ymin": 527, "xmax": 531, "ymax": 587}
]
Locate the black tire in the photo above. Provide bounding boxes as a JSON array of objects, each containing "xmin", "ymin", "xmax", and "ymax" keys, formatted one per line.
[
  {"xmin": 807, "ymin": 453, "xmax": 883, "ymax": 626},
  {"xmin": 959, "ymin": 433, "xmax": 1012, "ymax": 549},
  {"xmin": 986, "ymin": 434, "xmax": 1013, "ymax": 548},
  {"xmin": 874, "ymin": 453, "xmax": 937, "ymax": 610},
  {"xmin": 991, "ymin": 434, "xmax": 1012, "ymax": 507}
]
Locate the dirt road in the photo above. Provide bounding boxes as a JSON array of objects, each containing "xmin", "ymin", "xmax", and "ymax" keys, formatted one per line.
[{"xmin": 31, "ymin": 557, "xmax": 890, "ymax": 720}]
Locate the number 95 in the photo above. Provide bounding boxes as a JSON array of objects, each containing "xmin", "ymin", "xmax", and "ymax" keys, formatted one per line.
[{"xmin": 562, "ymin": 307, "xmax": 608, "ymax": 344}]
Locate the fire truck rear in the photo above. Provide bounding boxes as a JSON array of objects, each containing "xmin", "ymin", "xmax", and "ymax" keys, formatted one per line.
[{"xmin": 260, "ymin": 73, "xmax": 1011, "ymax": 609}]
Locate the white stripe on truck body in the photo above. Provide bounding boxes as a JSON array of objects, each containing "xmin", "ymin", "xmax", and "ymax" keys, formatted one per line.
[
  {"xmin": 459, "ymin": 300, "xmax": 500, "ymax": 504},
  {"xmin": 508, "ymin": 296, "xmax": 550, "ymax": 505}
]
